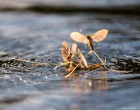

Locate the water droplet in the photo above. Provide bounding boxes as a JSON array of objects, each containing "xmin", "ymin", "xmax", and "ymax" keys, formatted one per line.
[
  {"xmin": 23, "ymin": 80, "xmax": 27, "ymax": 83},
  {"xmin": 88, "ymin": 81, "xmax": 92, "ymax": 86},
  {"xmin": 79, "ymin": 29, "xmax": 82, "ymax": 32},
  {"xmin": 127, "ymin": 24, "xmax": 130, "ymax": 27},
  {"xmin": 45, "ymin": 76, "xmax": 48, "ymax": 79}
]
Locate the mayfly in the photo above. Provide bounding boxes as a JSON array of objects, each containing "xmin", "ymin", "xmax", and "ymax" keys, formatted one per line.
[
  {"xmin": 54, "ymin": 41, "xmax": 77, "ymax": 70},
  {"xmin": 70, "ymin": 29, "xmax": 108, "ymax": 69}
]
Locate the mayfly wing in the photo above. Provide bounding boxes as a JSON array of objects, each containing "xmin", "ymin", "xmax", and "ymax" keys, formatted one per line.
[
  {"xmin": 91, "ymin": 29, "xmax": 108, "ymax": 42},
  {"xmin": 61, "ymin": 41, "xmax": 70, "ymax": 62},
  {"xmin": 70, "ymin": 32, "xmax": 88, "ymax": 43},
  {"xmin": 78, "ymin": 49, "xmax": 88, "ymax": 68},
  {"xmin": 71, "ymin": 43, "xmax": 77, "ymax": 55}
]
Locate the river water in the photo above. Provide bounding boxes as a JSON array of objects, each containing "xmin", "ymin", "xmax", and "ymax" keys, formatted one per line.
[{"xmin": 0, "ymin": 1, "xmax": 140, "ymax": 110}]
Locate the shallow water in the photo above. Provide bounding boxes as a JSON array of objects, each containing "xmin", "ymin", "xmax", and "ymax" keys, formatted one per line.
[{"xmin": 0, "ymin": 12, "xmax": 140, "ymax": 110}]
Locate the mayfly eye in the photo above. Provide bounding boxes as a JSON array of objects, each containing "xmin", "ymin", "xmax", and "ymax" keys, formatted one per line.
[
  {"xmin": 91, "ymin": 29, "xmax": 108, "ymax": 42},
  {"xmin": 70, "ymin": 32, "xmax": 87, "ymax": 43}
]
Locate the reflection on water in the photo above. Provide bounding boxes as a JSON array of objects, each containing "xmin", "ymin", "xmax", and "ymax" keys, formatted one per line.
[{"xmin": 61, "ymin": 71, "xmax": 108, "ymax": 95}]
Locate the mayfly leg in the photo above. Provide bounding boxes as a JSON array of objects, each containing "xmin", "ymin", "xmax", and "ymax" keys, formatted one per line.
[
  {"xmin": 91, "ymin": 50, "xmax": 108, "ymax": 70},
  {"xmin": 65, "ymin": 64, "xmax": 79, "ymax": 78},
  {"xmin": 54, "ymin": 62, "xmax": 73, "ymax": 70}
]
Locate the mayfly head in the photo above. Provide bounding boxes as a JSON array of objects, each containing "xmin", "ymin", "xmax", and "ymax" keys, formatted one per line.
[
  {"xmin": 61, "ymin": 41, "xmax": 77, "ymax": 62},
  {"xmin": 77, "ymin": 48, "xmax": 88, "ymax": 68}
]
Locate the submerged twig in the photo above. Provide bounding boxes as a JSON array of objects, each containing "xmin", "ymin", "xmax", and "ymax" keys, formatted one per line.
[
  {"xmin": 65, "ymin": 64, "xmax": 79, "ymax": 78},
  {"xmin": 9, "ymin": 58, "xmax": 56, "ymax": 67}
]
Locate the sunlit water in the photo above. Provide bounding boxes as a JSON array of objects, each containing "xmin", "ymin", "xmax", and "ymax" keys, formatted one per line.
[{"xmin": 0, "ymin": 12, "xmax": 140, "ymax": 110}]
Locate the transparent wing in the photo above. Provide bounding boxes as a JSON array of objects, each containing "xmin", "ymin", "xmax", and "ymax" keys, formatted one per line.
[
  {"xmin": 70, "ymin": 32, "xmax": 87, "ymax": 43},
  {"xmin": 78, "ymin": 49, "xmax": 88, "ymax": 68},
  {"xmin": 91, "ymin": 29, "xmax": 108, "ymax": 42},
  {"xmin": 71, "ymin": 43, "xmax": 77, "ymax": 55},
  {"xmin": 61, "ymin": 41, "xmax": 70, "ymax": 62}
]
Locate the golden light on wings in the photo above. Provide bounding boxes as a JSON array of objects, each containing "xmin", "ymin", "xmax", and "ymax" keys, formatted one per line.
[
  {"xmin": 78, "ymin": 49, "xmax": 88, "ymax": 68},
  {"xmin": 71, "ymin": 43, "xmax": 77, "ymax": 55},
  {"xmin": 70, "ymin": 32, "xmax": 88, "ymax": 43},
  {"xmin": 91, "ymin": 29, "xmax": 108, "ymax": 42},
  {"xmin": 61, "ymin": 41, "xmax": 70, "ymax": 62}
]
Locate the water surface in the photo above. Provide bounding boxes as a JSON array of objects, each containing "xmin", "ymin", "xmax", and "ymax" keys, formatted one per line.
[{"xmin": 0, "ymin": 11, "xmax": 140, "ymax": 110}]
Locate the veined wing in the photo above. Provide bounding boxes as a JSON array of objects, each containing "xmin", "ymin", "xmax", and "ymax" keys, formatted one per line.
[
  {"xmin": 91, "ymin": 29, "xmax": 108, "ymax": 42},
  {"xmin": 70, "ymin": 32, "xmax": 87, "ymax": 43},
  {"xmin": 61, "ymin": 41, "xmax": 70, "ymax": 62},
  {"xmin": 71, "ymin": 43, "xmax": 77, "ymax": 55},
  {"xmin": 78, "ymin": 49, "xmax": 88, "ymax": 68}
]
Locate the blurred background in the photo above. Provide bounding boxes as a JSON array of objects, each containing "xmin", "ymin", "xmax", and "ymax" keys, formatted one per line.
[{"xmin": 0, "ymin": 0, "xmax": 139, "ymax": 14}]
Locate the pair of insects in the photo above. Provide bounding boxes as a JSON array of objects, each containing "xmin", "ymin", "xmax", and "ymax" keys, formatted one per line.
[{"xmin": 60, "ymin": 29, "xmax": 108, "ymax": 78}]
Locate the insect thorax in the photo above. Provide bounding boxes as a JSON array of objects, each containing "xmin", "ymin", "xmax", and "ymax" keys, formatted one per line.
[{"xmin": 86, "ymin": 36, "xmax": 94, "ymax": 50}]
